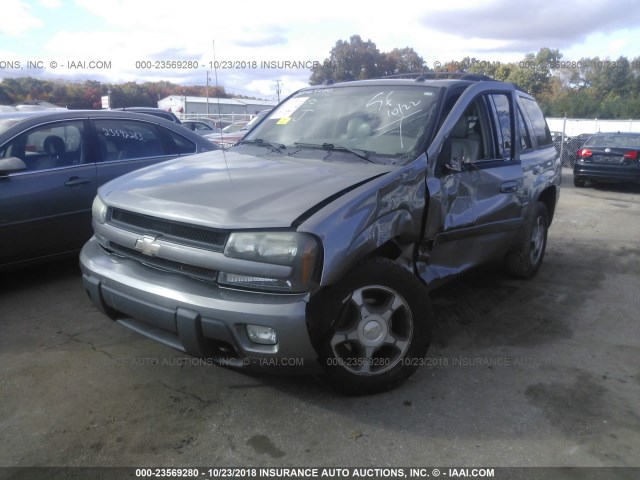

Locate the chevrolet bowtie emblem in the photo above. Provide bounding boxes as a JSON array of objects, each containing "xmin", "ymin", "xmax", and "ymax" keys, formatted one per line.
[{"xmin": 134, "ymin": 235, "xmax": 161, "ymax": 256}]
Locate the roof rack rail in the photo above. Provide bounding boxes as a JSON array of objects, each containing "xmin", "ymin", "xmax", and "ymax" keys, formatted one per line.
[{"xmin": 382, "ymin": 72, "xmax": 495, "ymax": 82}]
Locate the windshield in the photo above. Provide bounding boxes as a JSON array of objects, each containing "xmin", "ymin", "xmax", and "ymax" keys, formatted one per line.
[
  {"xmin": 584, "ymin": 134, "xmax": 640, "ymax": 149},
  {"xmin": 244, "ymin": 85, "xmax": 441, "ymax": 162}
]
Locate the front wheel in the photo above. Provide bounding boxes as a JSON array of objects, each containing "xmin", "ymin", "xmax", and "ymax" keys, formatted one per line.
[
  {"xmin": 311, "ymin": 257, "xmax": 432, "ymax": 395},
  {"xmin": 504, "ymin": 201, "xmax": 549, "ymax": 278}
]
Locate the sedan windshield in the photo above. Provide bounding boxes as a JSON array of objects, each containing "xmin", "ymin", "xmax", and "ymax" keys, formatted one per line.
[{"xmin": 244, "ymin": 85, "xmax": 441, "ymax": 163}]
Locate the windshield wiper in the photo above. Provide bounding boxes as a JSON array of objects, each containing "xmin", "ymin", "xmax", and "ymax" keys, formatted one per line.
[
  {"xmin": 294, "ymin": 142, "xmax": 372, "ymax": 162},
  {"xmin": 238, "ymin": 138, "xmax": 285, "ymax": 153}
]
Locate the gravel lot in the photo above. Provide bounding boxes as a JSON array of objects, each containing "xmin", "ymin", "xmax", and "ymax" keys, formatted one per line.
[{"xmin": 1, "ymin": 168, "xmax": 639, "ymax": 471}]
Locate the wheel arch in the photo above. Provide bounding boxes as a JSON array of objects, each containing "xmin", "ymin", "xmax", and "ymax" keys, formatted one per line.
[
  {"xmin": 537, "ymin": 185, "xmax": 557, "ymax": 225},
  {"xmin": 306, "ymin": 255, "xmax": 433, "ymax": 394}
]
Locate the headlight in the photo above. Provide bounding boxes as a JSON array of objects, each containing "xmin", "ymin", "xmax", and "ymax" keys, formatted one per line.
[
  {"xmin": 219, "ymin": 232, "xmax": 320, "ymax": 292},
  {"xmin": 225, "ymin": 232, "xmax": 300, "ymax": 265},
  {"xmin": 92, "ymin": 195, "xmax": 108, "ymax": 224}
]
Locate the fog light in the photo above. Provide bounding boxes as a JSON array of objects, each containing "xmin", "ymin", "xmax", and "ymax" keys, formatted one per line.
[{"xmin": 246, "ymin": 325, "xmax": 277, "ymax": 345}]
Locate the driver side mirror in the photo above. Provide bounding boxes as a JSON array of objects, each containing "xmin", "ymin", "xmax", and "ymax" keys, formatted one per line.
[
  {"xmin": 437, "ymin": 138, "xmax": 467, "ymax": 174},
  {"xmin": 0, "ymin": 157, "xmax": 27, "ymax": 175}
]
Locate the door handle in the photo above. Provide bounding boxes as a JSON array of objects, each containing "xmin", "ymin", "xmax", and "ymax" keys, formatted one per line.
[
  {"xmin": 65, "ymin": 177, "xmax": 91, "ymax": 186},
  {"xmin": 500, "ymin": 181, "xmax": 518, "ymax": 193}
]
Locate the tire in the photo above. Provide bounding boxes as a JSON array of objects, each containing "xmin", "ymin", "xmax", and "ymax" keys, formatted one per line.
[
  {"xmin": 310, "ymin": 257, "xmax": 432, "ymax": 395},
  {"xmin": 504, "ymin": 201, "xmax": 549, "ymax": 278},
  {"xmin": 574, "ymin": 176, "xmax": 586, "ymax": 188}
]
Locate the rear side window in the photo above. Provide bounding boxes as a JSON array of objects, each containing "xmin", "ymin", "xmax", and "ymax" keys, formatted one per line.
[
  {"xmin": 163, "ymin": 128, "xmax": 197, "ymax": 154},
  {"xmin": 520, "ymin": 97, "xmax": 552, "ymax": 147},
  {"xmin": 95, "ymin": 119, "xmax": 164, "ymax": 161}
]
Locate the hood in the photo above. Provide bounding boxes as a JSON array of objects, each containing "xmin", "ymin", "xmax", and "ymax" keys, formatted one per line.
[{"xmin": 100, "ymin": 149, "xmax": 392, "ymax": 229}]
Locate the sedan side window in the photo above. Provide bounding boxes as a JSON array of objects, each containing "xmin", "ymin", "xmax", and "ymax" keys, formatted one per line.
[
  {"xmin": 95, "ymin": 120, "xmax": 164, "ymax": 162},
  {"xmin": 0, "ymin": 121, "xmax": 84, "ymax": 172},
  {"xmin": 162, "ymin": 128, "xmax": 197, "ymax": 155}
]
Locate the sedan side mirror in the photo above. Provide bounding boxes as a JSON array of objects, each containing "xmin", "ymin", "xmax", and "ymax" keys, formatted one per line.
[{"xmin": 0, "ymin": 157, "xmax": 27, "ymax": 175}]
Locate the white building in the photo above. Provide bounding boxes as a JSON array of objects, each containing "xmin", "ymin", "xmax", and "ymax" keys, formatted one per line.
[
  {"xmin": 158, "ymin": 95, "xmax": 276, "ymax": 118},
  {"xmin": 547, "ymin": 117, "xmax": 640, "ymax": 136}
]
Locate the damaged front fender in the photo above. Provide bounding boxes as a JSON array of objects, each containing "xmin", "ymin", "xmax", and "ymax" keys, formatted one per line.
[{"xmin": 297, "ymin": 154, "xmax": 429, "ymax": 287}]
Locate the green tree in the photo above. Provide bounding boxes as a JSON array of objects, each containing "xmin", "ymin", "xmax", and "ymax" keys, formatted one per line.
[
  {"xmin": 506, "ymin": 48, "xmax": 562, "ymax": 97},
  {"xmin": 380, "ymin": 47, "xmax": 426, "ymax": 75},
  {"xmin": 310, "ymin": 35, "xmax": 385, "ymax": 84}
]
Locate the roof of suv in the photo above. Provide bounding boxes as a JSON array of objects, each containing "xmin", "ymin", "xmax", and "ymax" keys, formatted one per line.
[{"xmin": 306, "ymin": 75, "xmax": 529, "ymax": 97}]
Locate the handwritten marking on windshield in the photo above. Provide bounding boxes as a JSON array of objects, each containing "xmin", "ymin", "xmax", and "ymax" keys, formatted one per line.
[
  {"xmin": 366, "ymin": 91, "xmax": 423, "ymax": 148},
  {"xmin": 366, "ymin": 91, "xmax": 421, "ymax": 116}
]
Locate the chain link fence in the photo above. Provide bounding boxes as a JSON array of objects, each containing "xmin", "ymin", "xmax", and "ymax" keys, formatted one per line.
[
  {"xmin": 553, "ymin": 135, "xmax": 590, "ymax": 168},
  {"xmin": 181, "ymin": 113, "xmax": 254, "ymax": 128}
]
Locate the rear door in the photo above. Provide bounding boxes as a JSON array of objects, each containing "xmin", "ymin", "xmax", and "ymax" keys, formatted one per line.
[
  {"xmin": 421, "ymin": 89, "xmax": 524, "ymax": 286},
  {"xmin": 0, "ymin": 119, "xmax": 96, "ymax": 266}
]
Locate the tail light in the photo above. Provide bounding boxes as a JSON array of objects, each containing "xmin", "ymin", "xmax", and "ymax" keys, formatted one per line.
[
  {"xmin": 623, "ymin": 150, "xmax": 639, "ymax": 160},
  {"xmin": 577, "ymin": 148, "xmax": 592, "ymax": 158}
]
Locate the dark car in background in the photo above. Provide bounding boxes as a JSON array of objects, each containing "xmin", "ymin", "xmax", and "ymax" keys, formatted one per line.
[
  {"xmin": 0, "ymin": 109, "xmax": 217, "ymax": 270},
  {"xmin": 183, "ymin": 120, "xmax": 221, "ymax": 135},
  {"xmin": 573, "ymin": 132, "xmax": 640, "ymax": 187}
]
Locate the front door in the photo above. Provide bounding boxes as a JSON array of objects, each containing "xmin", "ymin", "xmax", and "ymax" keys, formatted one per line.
[
  {"xmin": 420, "ymin": 92, "xmax": 524, "ymax": 287},
  {"xmin": 0, "ymin": 120, "xmax": 96, "ymax": 266}
]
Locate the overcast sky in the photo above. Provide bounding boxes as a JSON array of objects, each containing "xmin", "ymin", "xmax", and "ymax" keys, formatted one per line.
[{"xmin": 1, "ymin": 0, "xmax": 639, "ymax": 102}]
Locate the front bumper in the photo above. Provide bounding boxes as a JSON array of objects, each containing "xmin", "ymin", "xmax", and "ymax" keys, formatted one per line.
[
  {"xmin": 80, "ymin": 237, "xmax": 321, "ymax": 374},
  {"xmin": 573, "ymin": 162, "xmax": 640, "ymax": 184}
]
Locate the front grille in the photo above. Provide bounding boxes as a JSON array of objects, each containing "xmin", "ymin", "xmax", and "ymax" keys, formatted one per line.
[
  {"xmin": 109, "ymin": 243, "xmax": 219, "ymax": 284},
  {"xmin": 109, "ymin": 208, "xmax": 228, "ymax": 251}
]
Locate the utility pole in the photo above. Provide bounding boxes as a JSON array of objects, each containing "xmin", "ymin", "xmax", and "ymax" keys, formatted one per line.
[
  {"xmin": 206, "ymin": 71, "xmax": 210, "ymax": 115},
  {"xmin": 275, "ymin": 80, "xmax": 282, "ymax": 103}
]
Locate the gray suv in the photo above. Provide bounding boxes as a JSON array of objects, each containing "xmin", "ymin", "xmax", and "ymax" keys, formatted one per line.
[{"xmin": 81, "ymin": 76, "xmax": 560, "ymax": 394}]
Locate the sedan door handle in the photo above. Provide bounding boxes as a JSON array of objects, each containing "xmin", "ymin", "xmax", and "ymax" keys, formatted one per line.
[
  {"xmin": 500, "ymin": 181, "xmax": 518, "ymax": 193},
  {"xmin": 65, "ymin": 177, "xmax": 91, "ymax": 186}
]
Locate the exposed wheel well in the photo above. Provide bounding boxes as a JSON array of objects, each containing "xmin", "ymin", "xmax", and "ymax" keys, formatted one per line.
[
  {"xmin": 369, "ymin": 241, "xmax": 402, "ymax": 260},
  {"xmin": 538, "ymin": 186, "xmax": 557, "ymax": 225}
]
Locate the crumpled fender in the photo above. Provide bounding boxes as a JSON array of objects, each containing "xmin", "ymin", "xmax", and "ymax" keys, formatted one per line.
[{"xmin": 297, "ymin": 154, "xmax": 429, "ymax": 286}]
